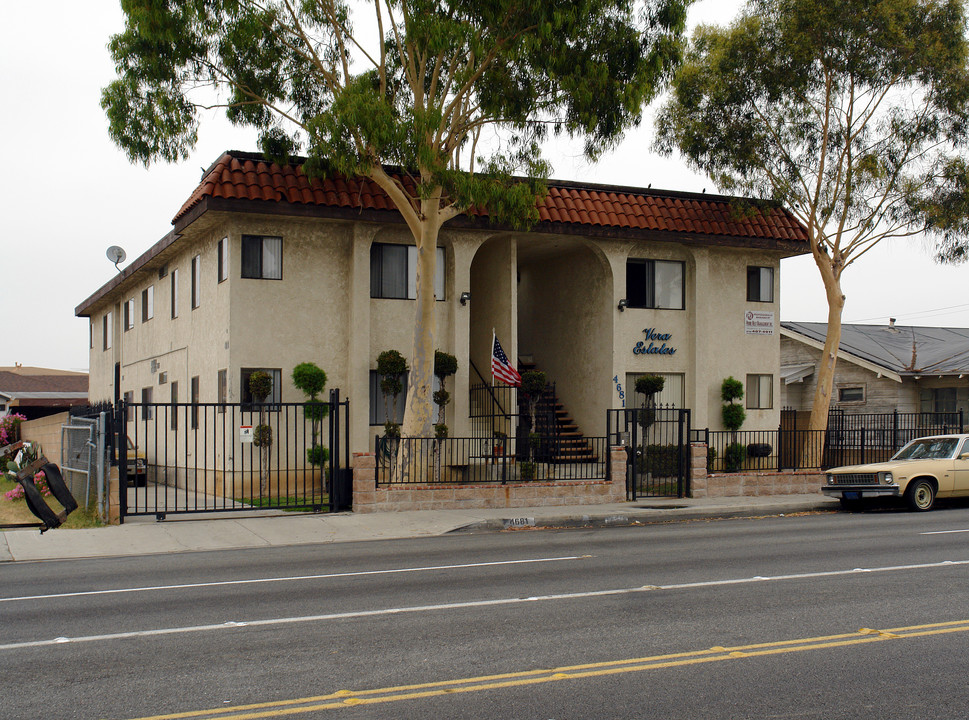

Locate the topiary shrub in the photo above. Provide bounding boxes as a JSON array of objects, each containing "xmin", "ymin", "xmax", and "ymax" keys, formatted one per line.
[
  {"xmin": 721, "ymin": 376, "xmax": 746, "ymax": 432},
  {"xmin": 377, "ymin": 349, "xmax": 407, "ymax": 436},
  {"xmin": 723, "ymin": 442, "xmax": 747, "ymax": 472}
]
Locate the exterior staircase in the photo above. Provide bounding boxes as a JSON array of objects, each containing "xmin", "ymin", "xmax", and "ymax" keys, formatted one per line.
[{"xmin": 517, "ymin": 359, "xmax": 598, "ymax": 463}]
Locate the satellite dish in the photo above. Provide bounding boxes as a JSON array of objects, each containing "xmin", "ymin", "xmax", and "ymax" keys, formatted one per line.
[{"xmin": 106, "ymin": 246, "xmax": 127, "ymax": 271}]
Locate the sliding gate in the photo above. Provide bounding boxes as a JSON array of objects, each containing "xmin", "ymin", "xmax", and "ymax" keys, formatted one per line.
[
  {"xmin": 607, "ymin": 407, "xmax": 690, "ymax": 499},
  {"xmin": 117, "ymin": 390, "xmax": 351, "ymax": 521}
]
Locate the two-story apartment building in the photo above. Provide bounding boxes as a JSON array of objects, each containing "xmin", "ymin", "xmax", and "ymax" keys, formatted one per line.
[{"xmin": 76, "ymin": 151, "xmax": 809, "ymax": 455}]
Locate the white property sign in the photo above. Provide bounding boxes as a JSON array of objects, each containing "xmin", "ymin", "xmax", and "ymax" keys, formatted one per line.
[
  {"xmin": 239, "ymin": 425, "xmax": 253, "ymax": 443},
  {"xmin": 745, "ymin": 310, "xmax": 775, "ymax": 335}
]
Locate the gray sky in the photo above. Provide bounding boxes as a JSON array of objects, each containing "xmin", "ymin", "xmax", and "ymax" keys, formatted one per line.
[{"xmin": 3, "ymin": 0, "xmax": 968, "ymax": 373}]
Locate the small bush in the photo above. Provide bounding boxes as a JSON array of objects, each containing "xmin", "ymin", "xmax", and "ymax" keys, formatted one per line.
[
  {"xmin": 248, "ymin": 371, "xmax": 273, "ymax": 402},
  {"xmin": 307, "ymin": 445, "xmax": 329, "ymax": 466},
  {"xmin": 434, "ymin": 423, "xmax": 448, "ymax": 439},
  {"xmin": 723, "ymin": 442, "xmax": 747, "ymax": 472},
  {"xmin": 519, "ymin": 461, "xmax": 537, "ymax": 480},
  {"xmin": 253, "ymin": 424, "xmax": 272, "ymax": 447},
  {"xmin": 634, "ymin": 444, "xmax": 682, "ymax": 478}
]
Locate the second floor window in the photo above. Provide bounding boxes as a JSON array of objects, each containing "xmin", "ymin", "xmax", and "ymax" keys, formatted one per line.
[
  {"xmin": 747, "ymin": 266, "xmax": 774, "ymax": 302},
  {"xmin": 124, "ymin": 299, "xmax": 135, "ymax": 331},
  {"xmin": 370, "ymin": 243, "xmax": 445, "ymax": 300},
  {"xmin": 218, "ymin": 237, "xmax": 229, "ymax": 283},
  {"xmin": 191, "ymin": 255, "xmax": 201, "ymax": 308},
  {"xmin": 142, "ymin": 285, "xmax": 154, "ymax": 322},
  {"xmin": 242, "ymin": 236, "xmax": 283, "ymax": 279},
  {"xmin": 626, "ymin": 259, "xmax": 684, "ymax": 310}
]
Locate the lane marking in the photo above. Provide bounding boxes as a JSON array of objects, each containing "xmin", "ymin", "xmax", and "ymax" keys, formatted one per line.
[
  {"xmin": 921, "ymin": 529, "xmax": 969, "ymax": 535},
  {"xmin": 0, "ymin": 556, "xmax": 587, "ymax": 603},
  {"xmin": 5, "ymin": 558, "xmax": 969, "ymax": 652},
  {"xmin": 116, "ymin": 619, "xmax": 969, "ymax": 720}
]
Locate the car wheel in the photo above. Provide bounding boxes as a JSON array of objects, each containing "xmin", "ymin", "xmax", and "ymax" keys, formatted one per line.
[
  {"xmin": 839, "ymin": 497, "xmax": 864, "ymax": 511},
  {"xmin": 905, "ymin": 479, "xmax": 936, "ymax": 511}
]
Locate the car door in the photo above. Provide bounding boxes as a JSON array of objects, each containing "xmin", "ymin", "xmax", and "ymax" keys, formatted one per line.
[{"xmin": 953, "ymin": 439, "xmax": 969, "ymax": 494}]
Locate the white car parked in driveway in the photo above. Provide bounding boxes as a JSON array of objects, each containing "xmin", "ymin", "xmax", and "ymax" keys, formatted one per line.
[{"xmin": 823, "ymin": 434, "xmax": 969, "ymax": 511}]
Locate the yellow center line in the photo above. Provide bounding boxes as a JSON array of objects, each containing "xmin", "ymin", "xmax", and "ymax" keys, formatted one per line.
[{"xmin": 119, "ymin": 619, "xmax": 969, "ymax": 720}]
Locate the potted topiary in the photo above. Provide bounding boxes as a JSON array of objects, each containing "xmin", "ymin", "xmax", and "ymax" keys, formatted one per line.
[
  {"xmin": 292, "ymin": 362, "xmax": 329, "ymax": 472},
  {"xmin": 721, "ymin": 376, "xmax": 746, "ymax": 472},
  {"xmin": 248, "ymin": 370, "xmax": 273, "ymax": 494}
]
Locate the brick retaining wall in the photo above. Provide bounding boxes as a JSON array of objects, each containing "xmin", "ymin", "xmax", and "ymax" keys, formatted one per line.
[
  {"xmin": 351, "ymin": 447, "xmax": 627, "ymax": 513},
  {"xmin": 689, "ymin": 441, "xmax": 823, "ymax": 497}
]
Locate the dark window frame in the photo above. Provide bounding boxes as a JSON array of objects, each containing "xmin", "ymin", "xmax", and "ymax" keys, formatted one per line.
[
  {"xmin": 171, "ymin": 268, "xmax": 179, "ymax": 318},
  {"xmin": 241, "ymin": 235, "xmax": 283, "ymax": 280},
  {"xmin": 745, "ymin": 374, "xmax": 774, "ymax": 410},
  {"xmin": 217, "ymin": 237, "xmax": 229, "ymax": 283},
  {"xmin": 191, "ymin": 255, "xmax": 201, "ymax": 309},
  {"xmin": 625, "ymin": 258, "xmax": 685, "ymax": 310},
  {"xmin": 190, "ymin": 376, "xmax": 200, "ymax": 429},
  {"xmin": 240, "ymin": 368, "xmax": 282, "ymax": 412},
  {"xmin": 370, "ymin": 243, "xmax": 446, "ymax": 300},
  {"xmin": 747, "ymin": 266, "xmax": 775, "ymax": 303},
  {"xmin": 142, "ymin": 285, "xmax": 154, "ymax": 322}
]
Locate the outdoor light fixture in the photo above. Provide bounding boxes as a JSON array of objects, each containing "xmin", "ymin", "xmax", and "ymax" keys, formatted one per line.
[
  {"xmin": 459, "ymin": 292, "xmax": 471, "ymax": 306},
  {"xmin": 617, "ymin": 298, "xmax": 628, "ymax": 312}
]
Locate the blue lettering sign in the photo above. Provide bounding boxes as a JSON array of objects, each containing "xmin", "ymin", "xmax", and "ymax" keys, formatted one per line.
[{"xmin": 632, "ymin": 329, "xmax": 676, "ymax": 356}]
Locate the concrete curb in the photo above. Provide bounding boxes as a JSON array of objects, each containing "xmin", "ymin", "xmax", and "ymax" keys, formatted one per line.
[{"xmin": 451, "ymin": 500, "xmax": 837, "ymax": 533}]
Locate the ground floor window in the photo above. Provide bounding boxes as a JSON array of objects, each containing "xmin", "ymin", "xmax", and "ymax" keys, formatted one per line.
[
  {"xmin": 920, "ymin": 387, "xmax": 958, "ymax": 414},
  {"xmin": 837, "ymin": 386, "xmax": 865, "ymax": 403},
  {"xmin": 625, "ymin": 372, "xmax": 685, "ymax": 409},
  {"xmin": 141, "ymin": 387, "xmax": 153, "ymax": 420},
  {"xmin": 241, "ymin": 368, "xmax": 282, "ymax": 410},
  {"xmin": 746, "ymin": 374, "xmax": 773, "ymax": 409},
  {"xmin": 369, "ymin": 371, "xmax": 442, "ymax": 426}
]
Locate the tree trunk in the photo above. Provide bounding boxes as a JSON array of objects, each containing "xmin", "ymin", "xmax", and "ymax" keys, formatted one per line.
[
  {"xmin": 803, "ymin": 253, "xmax": 846, "ymax": 466},
  {"xmin": 396, "ymin": 195, "xmax": 442, "ymax": 481}
]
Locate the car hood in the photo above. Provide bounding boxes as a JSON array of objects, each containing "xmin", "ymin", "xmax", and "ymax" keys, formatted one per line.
[{"xmin": 828, "ymin": 461, "xmax": 905, "ymax": 474}]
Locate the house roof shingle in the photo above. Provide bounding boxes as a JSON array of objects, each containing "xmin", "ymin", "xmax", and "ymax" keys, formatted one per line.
[
  {"xmin": 781, "ymin": 322, "xmax": 969, "ymax": 376},
  {"xmin": 174, "ymin": 151, "xmax": 809, "ymax": 244}
]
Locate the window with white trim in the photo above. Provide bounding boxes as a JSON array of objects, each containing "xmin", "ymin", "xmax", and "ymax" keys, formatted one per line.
[
  {"xmin": 103, "ymin": 312, "xmax": 112, "ymax": 350},
  {"xmin": 171, "ymin": 268, "xmax": 179, "ymax": 318},
  {"xmin": 370, "ymin": 244, "xmax": 445, "ymax": 300}
]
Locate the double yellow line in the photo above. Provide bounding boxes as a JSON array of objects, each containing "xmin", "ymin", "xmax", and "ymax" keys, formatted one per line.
[{"xmin": 122, "ymin": 619, "xmax": 969, "ymax": 720}]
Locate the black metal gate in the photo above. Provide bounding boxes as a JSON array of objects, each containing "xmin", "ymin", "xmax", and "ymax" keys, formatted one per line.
[
  {"xmin": 607, "ymin": 407, "xmax": 690, "ymax": 499},
  {"xmin": 117, "ymin": 390, "xmax": 351, "ymax": 521}
]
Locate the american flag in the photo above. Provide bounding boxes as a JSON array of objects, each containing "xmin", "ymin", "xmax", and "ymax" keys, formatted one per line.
[{"xmin": 491, "ymin": 333, "xmax": 521, "ymax": 386}]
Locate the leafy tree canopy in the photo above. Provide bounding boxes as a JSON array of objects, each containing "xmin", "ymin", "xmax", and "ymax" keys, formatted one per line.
[
  {"xmin": 104, "ymin": 0, "xmax": 691, "ymax": 231},
  {"xmin": 656, "ymin": 0, "xmax": 969, "ymax": 432},
  {"xmin": 104, "ymin": 0, "xmax": 690, "ymax": 439}
]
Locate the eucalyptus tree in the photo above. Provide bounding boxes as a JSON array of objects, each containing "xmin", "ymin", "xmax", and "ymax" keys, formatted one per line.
[
  {"xmin": 656, "ymin": 0, "xmax": 969, "ymax": 434},
  {"xmin": 103, "ymin": 0, "xmax": 690, "ymax": 438}
]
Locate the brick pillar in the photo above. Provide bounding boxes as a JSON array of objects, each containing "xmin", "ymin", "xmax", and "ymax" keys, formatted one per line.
[
  {"xmin": 107, "ymin": 465, "xmax": 121, "ymax": 525},
  {"xmin": 352, "ymin": 452, "xmax": 376, "ymax": 512},
  {"xmin": 609, "ymin": 446, "xmax": 628, "ymax": 500},
  {"xmin": 690, "ymin": 442, "xmax": 708, "ymax": 498}
]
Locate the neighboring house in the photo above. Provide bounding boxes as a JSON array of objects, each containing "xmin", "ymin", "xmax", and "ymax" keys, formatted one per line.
[
  {"xmin": 0, "ymin": 365, "xmax": 89, "ymax": 420},
  {"xmin": 781, "ymin": 320, "xmax": 969, "ymax": 417},
  {"xmin": 76, "ymin": 150, "xmax": 809, "ymax": 455}
]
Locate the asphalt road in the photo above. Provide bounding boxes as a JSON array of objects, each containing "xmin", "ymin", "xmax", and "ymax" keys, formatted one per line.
[{"xmin": 5, "ymin": 505, "xmax": 969, "ymax": 719}]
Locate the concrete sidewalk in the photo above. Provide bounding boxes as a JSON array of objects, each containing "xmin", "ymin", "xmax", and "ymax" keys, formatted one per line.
[{"xmin": 0, "ymin": 494, "xmax": 840, "ymax": 563}]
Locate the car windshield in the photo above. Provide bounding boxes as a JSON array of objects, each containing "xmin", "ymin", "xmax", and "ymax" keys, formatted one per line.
[{"xmin": 892, "ymin": 438, "xmax": 958, "ymax": 461}]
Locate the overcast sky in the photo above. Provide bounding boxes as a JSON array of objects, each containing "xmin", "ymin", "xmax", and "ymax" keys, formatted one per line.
[{"xmin": 3, "ymin": 0, "xmax": 968, "ymax": 373}]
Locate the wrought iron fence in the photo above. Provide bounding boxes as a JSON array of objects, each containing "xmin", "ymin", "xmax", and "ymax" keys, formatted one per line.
[
  {"xmin": 696, "ymin": 410, "xmax": 966, "ymax": 474},
  {"xmin": 117, "ymin": 391, "xmax": 350, "ymax": 520},
  {"xmin": 374, "ymin": 434, "xmax": 608, "ymax": 485},
  {"xmin": 606, "ymin": 406, "xmax": 690, "ymax": 498}
]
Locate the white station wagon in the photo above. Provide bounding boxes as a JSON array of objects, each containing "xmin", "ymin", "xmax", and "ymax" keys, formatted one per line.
[{"xmin": 823, "ymin": 434, "xmax": 969, "ymax": 511}]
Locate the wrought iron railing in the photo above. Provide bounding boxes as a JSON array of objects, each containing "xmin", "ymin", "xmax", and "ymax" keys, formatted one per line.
[{"xmin": 374, "ymin": 434, "xmax": 608, "ymax": 485}]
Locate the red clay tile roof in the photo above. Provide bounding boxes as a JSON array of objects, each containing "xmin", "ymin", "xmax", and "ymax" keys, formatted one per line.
[{"xmin": 174, "ymin": 151, "xmax": 809, "ymax": 244}]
